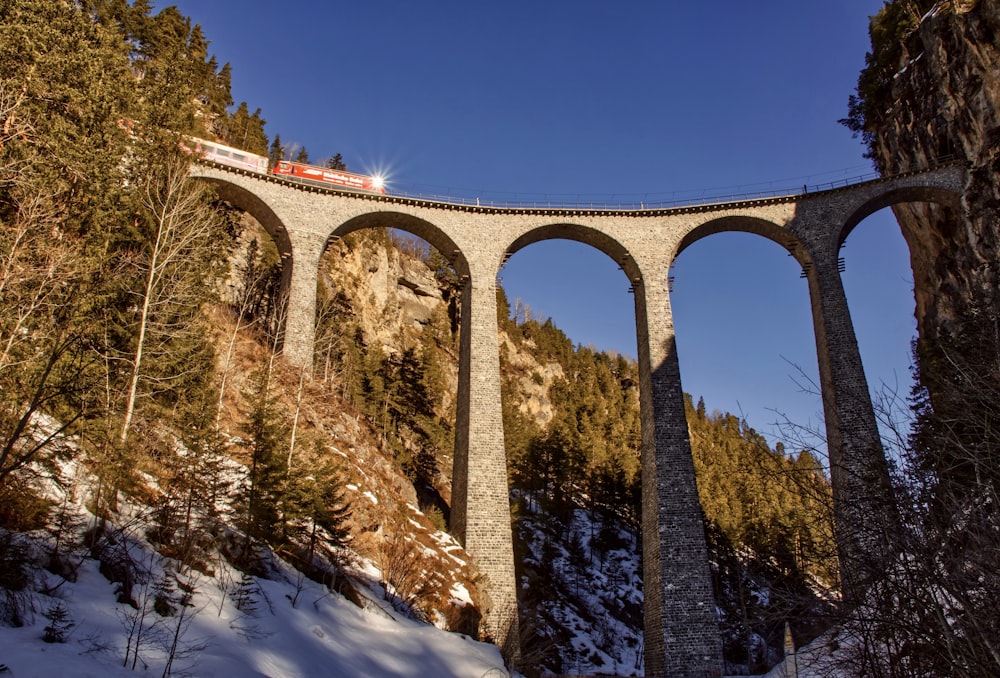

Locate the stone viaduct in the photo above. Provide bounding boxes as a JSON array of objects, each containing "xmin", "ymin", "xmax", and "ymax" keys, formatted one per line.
[{"xmin": 191, "ymin": 161, "xmax": 966, "ymax": 678}]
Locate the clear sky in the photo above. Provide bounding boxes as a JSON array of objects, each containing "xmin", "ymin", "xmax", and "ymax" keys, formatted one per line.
[{"xmin": 164, "ymin": 1, "xmax": 914, "ymax": 452}]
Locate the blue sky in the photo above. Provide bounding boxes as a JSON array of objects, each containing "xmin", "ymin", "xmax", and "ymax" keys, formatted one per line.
[{"xmin": 166, "ymin": 1, "xmax": 913, "ymax": 451}]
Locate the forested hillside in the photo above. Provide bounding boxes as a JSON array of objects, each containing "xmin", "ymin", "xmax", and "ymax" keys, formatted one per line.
[
  {"xmin": 1, "ymin": 2, "xmax": 840, "ymax": 676},
  {"xmin": 0, "ymin": 2, "xmax": 487, "ymax": 673}
]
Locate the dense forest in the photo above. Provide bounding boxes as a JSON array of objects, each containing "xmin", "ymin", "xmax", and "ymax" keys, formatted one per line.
[{"xmin": 0, "ymin": 0, "xmax": 368, "ymax": 636}]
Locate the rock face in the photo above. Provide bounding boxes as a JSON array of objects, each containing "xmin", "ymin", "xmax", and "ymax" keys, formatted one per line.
[
  {"xmin": 869, "ymin": 2, "xmax": 1000, "ymax": 345},
  {"xmin": 326, "ymin": 235, "xmax": 447, "ymax": 350}
]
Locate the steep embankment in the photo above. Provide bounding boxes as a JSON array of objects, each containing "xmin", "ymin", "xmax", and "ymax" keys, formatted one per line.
[{"xmin": 854, "ymin": 1, "xmax": 1000, "ymax": 342}]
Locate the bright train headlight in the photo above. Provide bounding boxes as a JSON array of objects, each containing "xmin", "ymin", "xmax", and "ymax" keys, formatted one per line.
[{"xmin": 372, "ymin": 174, "xmax": 386, "ymax": 190}]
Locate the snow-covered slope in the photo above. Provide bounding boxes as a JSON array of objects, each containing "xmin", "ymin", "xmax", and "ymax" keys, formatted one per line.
[{"xmin": 0, "ymin": 531, "xmax": 508, "ymax": 678}]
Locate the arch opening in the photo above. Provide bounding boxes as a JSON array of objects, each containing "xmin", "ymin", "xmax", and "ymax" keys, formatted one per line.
[
  {"xmin": 671, "ymin": 228, "xmax": 837, "ymax": 672},
  {"xmin": 195, "ymin": 177, "xmax": 295, "ymax": 352},
  {"xmin": 835, "ymin": 187, "xmax": 966, "ymax": 460},
  {"xmin": 839, "ymin": 187, "xmax": 963, "ymax": 348},
  {"xmin": 194, "ymin": 177, "xmax": 295, "ymax": 261},
  {"xmin": 331, "ymin": 211, "xmax": 470, "ymax": 280},
  {"xmin": 315, "ymin": 218, "xmax": 466, "ymax": 524},
  {"xmin": 672, "ymin": 219, "xmax": 818, "ymax": 440},
  {"xmin": 837, "ymin": 185, "xmax": 962, "ymax": 249},
  {"xmin": 840, "ymin": 206, "xmax": 918, "ymax": 455},
  {"xmin": 498, "ymin": 236, "xmax": 644, "ymax": 675}
]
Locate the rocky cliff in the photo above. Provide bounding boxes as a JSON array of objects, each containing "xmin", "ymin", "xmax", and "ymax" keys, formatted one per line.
[{"xmin": 860, "ymin": 1, "xmax": 1000, "ymax": 347}]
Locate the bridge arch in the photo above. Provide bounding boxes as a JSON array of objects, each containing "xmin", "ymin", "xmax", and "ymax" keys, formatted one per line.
[
  {"xmin": 674, "ymin": 214, "xmax": 813, "ymax": 270},
  {"xmin": 837, "ymin": 184, "xmax": 963, "ymax": 249},
  {"xmin": 330, "ymin": 210, "xmax": 471, "ymax": 279},
  {"xmin": 192, "ymin": 175, "xmax": 298, "ymax": 333},
  {"xmin": 193, "ymin": 176, "xmax": 294, "ymax": 261},
  {"xmin": 505, "ymin": 221, "xmax": 643, "ymax": 285}
]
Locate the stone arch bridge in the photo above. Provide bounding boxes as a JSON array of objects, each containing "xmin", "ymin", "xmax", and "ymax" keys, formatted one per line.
[{"xmin": 191, "ymin": 161, "xmax": 965, "ymax": 678}]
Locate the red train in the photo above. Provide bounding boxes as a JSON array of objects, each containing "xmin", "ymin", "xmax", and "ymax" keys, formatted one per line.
[
  {"xmin": 190, "ymin": 136, "xmax": 386, "ymax": 194},
  {"xmin": 272, "ymin": 160, "xmax": 385, "ymax": 194}
]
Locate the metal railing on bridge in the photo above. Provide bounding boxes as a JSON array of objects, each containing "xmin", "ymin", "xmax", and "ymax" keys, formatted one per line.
[
  {"xmin": 382, "ymin": 156, "xmax": 957, "ymax": 211},
  {"xmin": 384, "ymin": 172, "xmax": 885, "ymax": 210}
]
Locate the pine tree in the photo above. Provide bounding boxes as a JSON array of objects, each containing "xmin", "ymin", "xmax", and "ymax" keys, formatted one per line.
[
  {"xmin": 268, "ymin": 134, "xmax": 285, "ymax": 166},
  {"xmin": 324, "ymin": 153, "xmax": 346, "ymax": 171},
  {"xmin": 42, "ymin": 602, "xmax": 74, "ymax": 643},
  {"xmin": 152, "ymin": 380, "xmax": 228, "ymax": 571},
  {"xmin": 224, "ymin": 102, "xmax": 268, "ymax": 154},
  {"xmin": 237, "ymin": 356, "xmax": 290, "ymax": 561},
  {"xmin": 284, "ymin": 447, "xmax": 352, "ymax": 577}
]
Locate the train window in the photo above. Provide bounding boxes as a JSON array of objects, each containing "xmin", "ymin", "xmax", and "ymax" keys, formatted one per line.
[
  {"xmin": 218, "ymin": 149, "xmax": 230, "ymax": 158},
  {"xmin": 233, "ymin": 153, "xmax": 246, "ymax": 162}
]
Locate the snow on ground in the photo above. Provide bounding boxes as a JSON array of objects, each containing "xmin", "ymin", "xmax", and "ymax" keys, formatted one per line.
[
  {"xmin": 1, "ymin": 440, "xmax": 508, "ymax": 678},
  {"xmin": 516, "ymin": 502, "xmax": 644, "ymax": 676},
  {"xmin": 0, "ymin": 550, "xmax": 509, "ymax": 678}
]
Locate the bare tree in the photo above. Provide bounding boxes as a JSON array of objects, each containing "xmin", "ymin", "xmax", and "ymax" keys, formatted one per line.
[
  {"xmin": 772, "ymin": 345, "xmax": 1000, "ymax": 677},
  {"xmin": 119, "ymin": 158, "xmax": 225, "ymax": 444},
  {"xmin": 376, "ymin": 510, "xmax": 442, "ymax": 618}
]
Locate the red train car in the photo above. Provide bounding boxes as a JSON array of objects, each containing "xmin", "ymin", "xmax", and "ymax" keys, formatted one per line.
[{"xmin": 271, "ymin": 160, "xmax": 386, "ymax": 194}]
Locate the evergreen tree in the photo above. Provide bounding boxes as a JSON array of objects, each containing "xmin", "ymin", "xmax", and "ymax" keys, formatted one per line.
[
  {"xmin": 152, "ymin": 378, "xmax": 229, "ymax": 571},
  {"xmin": 42, "ymin": 602, "xmax": 74, "ymax": 643},
  {"xmin": 268, "ymin": 134, "xmax": 285, "ymax": 166},
  {"xmin": 324, "ymin": 153, "xmax": 346, "ymax": 171},
  {"xmin": 284, "ymin": 447, "xmax": 352, "ymax": 574},
  {"xmin": 223, "ymin": 102, "xmax": 268, "ymax": 154},
  {"xmin": 237, "ymin": 356, "xmax": 290, "ymax": 559}
]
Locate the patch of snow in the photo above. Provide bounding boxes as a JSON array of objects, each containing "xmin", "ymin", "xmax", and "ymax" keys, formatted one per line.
[{"xmin": 449, "ymin": 583, "xmax": 473, "ymax": 607}]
